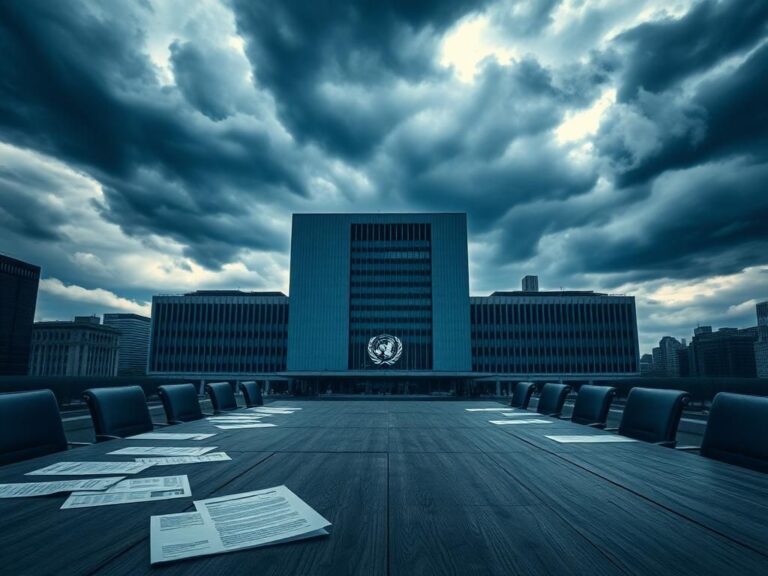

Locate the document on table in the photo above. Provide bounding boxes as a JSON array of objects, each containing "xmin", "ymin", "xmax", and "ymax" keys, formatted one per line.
[
  {"xmin": 126, "ymin": 432, "xmax": 216, "ymax": 441},
  {"xmin": 61, "ymin": 475, "xmax": 191, "ymax": 509},
  {"xmin": 249, "ymin": 408, "xmax": 296, "ymax": 414},
  {"xmin": 26, "ymin": 461, "xmax": 153, "ymax": 476},
  {"xmin": 465, "ymin": 408, "xmax": 515, "ymax": 412},
  {"xmin": 108, "ymin": 447, "xmax": 217, "ymax": 457},
  {"xmin": 0, "ymin": 477, "xmax": 125, "ymax": 498},
  {"xmin": 489, "ymin": 419, "xmax": 552, "ymax": 425},
  {"xmin": 215, "ymin": 423, "xmax": 276, "ymax": 429},
  {"xmin": 207, "ymin": 416, "xmax": 265, "ymax": 421},
  {"xmin": 545, "ymin": 435, "xmax": 638, "ymax": 443},
  {"xmin": 500, "ymin": 412, "xmax": 539, "ymax": 417},
  {"xmin": 136, "ymin": 453, "xmax": 232, "ymax": 466},
  {"xmin": 150, "ymin": 485, "xmax": 331, "ymax": 564}
]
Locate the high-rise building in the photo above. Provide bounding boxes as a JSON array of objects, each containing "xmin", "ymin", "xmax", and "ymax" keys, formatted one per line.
[
  {"xmin": 689, "ymin": 327, "xmax": 758, "ymax": 378},
  {"xmin": 654, "ymin": 336, "xmax": 684, "ymax": 377},
  {"xmin": 639, "ymin": 353, "xmax": 653, "ymax": 374},
  {"xmin": 754, "ymin": 301, "xmax": 768, "ymax": 378},
  {"xmin": 148, "ymin": 291, "xmax": 288, "ymax": 377},
  {"xmin": 521, "ymin": 275, "xmax": 539, "ymax": 292},
  {"xmin": 103, "ymin": 313, "xmax": 150, "ymax": 376},
  {"xmin": 0, "ymin": 254, "xmax": 40, "ymax": 376},
  {"xmin": 29, "ymin": 316, "xmax": 119, "ymax": 376}
]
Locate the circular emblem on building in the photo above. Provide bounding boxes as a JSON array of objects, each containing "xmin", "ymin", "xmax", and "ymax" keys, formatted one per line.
[{"xmin": 367, "ymin": 334, "xmax": 403, "ymax": 366}]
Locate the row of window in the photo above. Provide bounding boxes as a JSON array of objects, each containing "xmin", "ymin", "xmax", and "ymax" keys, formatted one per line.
[{"xmin": 351, "ymin": 223, "xmax": 432, "ymax": 242}]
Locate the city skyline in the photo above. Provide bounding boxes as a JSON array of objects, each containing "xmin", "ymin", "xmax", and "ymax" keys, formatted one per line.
[{"xmin": 1, "ymin": 1, "xmax": 767, "ymax": 355}]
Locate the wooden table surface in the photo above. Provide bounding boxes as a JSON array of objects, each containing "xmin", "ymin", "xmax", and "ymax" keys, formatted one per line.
[{"xmin": 1, "ymin": 400, "xmax": 767, "ymax": 576}]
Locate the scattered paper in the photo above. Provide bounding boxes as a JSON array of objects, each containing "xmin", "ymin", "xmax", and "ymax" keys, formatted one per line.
[
  {"xmin": 206, "ymin": 417, "xmax": 263, "ymax": 422},
  {"xmin": 215, "ymin": 423, "xmax": 276, "ymax": 429},
  {"xmin": 0, "ymin": 477, "xmax": 125, "ymax": 498},
  {"xmin": 150, "ymin": 485, "xmax": 330, "ymax": 564},
  {"xmin": 108, "ymin": 447, "xmax": 217, "ymax": 457},
  {"xmin": 26, "ymin": 462, "xmax": 153, "ymax": 476},
  {"xmin": 545, "ymin": 435, "xmax": 638, "ymax": 443},
  {"xmin": 500, "ymin": 412, "xmax": 538, "ymax": 417},
  {"xmin": 489, "ymin": 419, "xmax": 552, "ymax": 425},
  {"xmin": 62, "ymin": 475, "xmax": 191, "ymax": 509},
  {"xmin": 465, "ymin": 408, "xmax": 516, "ymax": 412},
  {"xmin": 126, "ymin": 433, "xmax": 216, "ymax": 441},
  {"xmin": 136, "ymin": 453, "xmax": 232, "ymax": 466}
]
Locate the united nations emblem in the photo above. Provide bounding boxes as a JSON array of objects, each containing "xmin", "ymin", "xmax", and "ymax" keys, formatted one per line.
[{"xmin": 367, "ymin": 334, "xmax": 403, "ymax": 366}]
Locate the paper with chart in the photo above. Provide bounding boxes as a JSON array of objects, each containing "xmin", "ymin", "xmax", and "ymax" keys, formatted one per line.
[
  {"xmin": 489, "ymin": 419, "xmax": 552, "ymax": 425},
  {"xmin": 0, "ymin": 477, "xmax": 125, "ymax": 498},
  {"xmin": 26, "ymin": 461, "xmax": 153, "ymax": 476},
  {"xmin": 126, "ymin": 432, "xmax": 216, "ymax": 441},
  {"xmin": 136, "ymin": 453, "xmax": 232, "ymax": 466},
  {"xmin": 107, "ymin": 447, "xmax": 217, "ymax": 457},
  {"xmin": 61, "ymin": 475, "xmax": 191, "ymax": 509},
  {"xmin": 545, "ymin": 435, "xmax": 638, "ymax": 443},
  {"xmin": 150, "ymin": 485, "xmax": 331, "ymax": 564},
  {"xmin": 215, "ymin": 423, "xmax": 276, "ymax": 429}
]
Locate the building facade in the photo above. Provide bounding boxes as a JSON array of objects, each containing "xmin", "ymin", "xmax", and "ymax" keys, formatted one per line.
[
  {"xmin": 754, "ymin": 301, "xmax": 768, "ymax": 378},
  {"xmin": 29, "ymin": 316, "xmax": 119, "ymax": 377},
  {"xmin": 103, "ymin": 313, "xmax": 150, "ymax": 376},
  {"xmin": 689, "ymin": 327, "xmax": 758, "ymax": 378},
  {"xmin": 0, "ymin": 254, "xmax": 40, "ymax": 375},
  {"xmin": 148, "ymin": 291, "xmax": 288, "ymax": 378}
]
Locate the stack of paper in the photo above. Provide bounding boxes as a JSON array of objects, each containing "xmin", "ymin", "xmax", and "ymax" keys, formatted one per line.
[
  {"xmin": 0, "ymin": 477, "xmax": 125, "ymax": 498},
  {"xmin": 61, "ymin": 475, "xmax": 191, "ymax": 509},
  {"xmin": 136, "ymin": 453, "xmax": 232, "ymax": 466},
  {"xmin": 108, "ymin": 447, "xmax": 217, "ymax": 457},
  {"xmin": 151, "ymin": 485, "xmax": 330, "ymax": 564},
  {"xmin": 126, "ymin": 432, "xmax": 216, "ymax": 441},
  {"xmin": 26, "ymin": 462, "xmax": 153, "ymax": 476}
]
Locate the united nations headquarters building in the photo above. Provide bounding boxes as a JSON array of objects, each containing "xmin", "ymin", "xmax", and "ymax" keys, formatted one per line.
[{"xmin": 148, "ymin": 213, "xmax": 640, "ymax": 393}]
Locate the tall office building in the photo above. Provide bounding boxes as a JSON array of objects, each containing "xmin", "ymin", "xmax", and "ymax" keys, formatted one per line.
[
  {"xmin": 103, "ymin": 313, "xmax": 150, "ymax": 376},
  {"xmin": 470, "ymin": 290, "xmax": 639, "ymax": 375},
  {"xmin": 521, "ymin": 275, "xmax": 539, "ymax": 292},
  {"xmin": 689, "ymin": 327, "xmax": 758, "ymax": 378},
  {"xmin": 0, "ymin": 254, "xmax": 40, "ymax": 375},
  {"xmin": 754, "ymin": 301, "xmax": 768, "ymax": 378},
  {"xmin": 148, "ymin": 291, "xmax": 288, "ymax": 377},
  {"xmin": 29, "ymin": 316, "xmax": 119, "ymax": 376},
  {"xmin": 653, "ymin": 336, "xmax": 684, "ymax": 377}
]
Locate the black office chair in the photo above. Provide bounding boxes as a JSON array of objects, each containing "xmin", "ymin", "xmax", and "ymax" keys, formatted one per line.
[
  {"xmin": 567, "ymin": 385, "xmax": 616, "ymax": 427},
  {"xmin": 693, "ymin": 392, "xmax": 768, "ymax": 473},
  {"xmin": 239, "ymin": 381, "xmax": 263, "ymax": 408},
  {"xmin": 82, "ymin": 385, "xmax": 158, "ymax": 442},
  {"xmin": 610, "ymin": 387, "xmax": 689, "ymax": 447},
  {"xmin": 536, "ymin": 383, "xmax": 571, "ymax": 417},
  {"xmin": 205, "ymin": 381, "xmax": 238, "ymax": 413},
  {"xmin": 0, "ymin": 389, "xmax": 89, "ymax": 466},
  {"xmin": 510, "ymin": 382, "xmax": 536, "ymax": 409},
  {"xmin": 158, "ymin": 383, "xmax": 209, "ymax": 424}
]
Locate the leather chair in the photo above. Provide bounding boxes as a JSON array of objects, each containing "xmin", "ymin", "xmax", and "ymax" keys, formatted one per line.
[
  {"xmin": 510, "ymin": 382, "xmax": 536, "ymax": 409},
  {"xmin": 697, "ymin": 393, "xmax": 768, "ymax": 473},
  {"xmin": 0, "ymin": 390, "xmax": 84, "ymax": 466},
  {"xmin": 239, "ymin": 381, "xmax": 263, "ymax": 408},
  {"xmin": 158, "ymin": 383, "xmax": 206, "ymax": 424},
  {"xmin": 568, "ymin": 385, "xmax": 616, "ymax": 427},
  {"xmin": 613, "ymin": 388, "xmax": 689, "ymax": 447},
  {"xmin": 82, "ymin": 386, "xmax": 155, "ymax": 441},
  {"xmin": 536, "ymin": 383, "xmax": 571, "ymax": 417},
  {"xmin": 205, "ymin": 381, "xmax": 238, "ymax": 413}
]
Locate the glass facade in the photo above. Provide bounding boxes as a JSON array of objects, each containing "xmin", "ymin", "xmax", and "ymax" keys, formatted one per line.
[
  {"xmin": 149, "ymin": 293, "xmax": 288, "ymax": 374},
  {"xmin": 470, "ymin": 296, "xmax": 639, "ymax": 375},
  {"xmin": 0, "ymin": 254, "xmax": 40, "ymax": 375},
  {"xmin": 348, "ymin": 223, "xmax": 433, "ymax": 370}
]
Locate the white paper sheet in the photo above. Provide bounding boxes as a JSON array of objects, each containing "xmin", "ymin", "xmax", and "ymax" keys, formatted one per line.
[
  {"xmin": 206, "ymin": 416, "xmax": 264, "ymax": 421},
  {"xmin": 126, "ymin": 433, "xmax": 216, "ymax": 441},
  {"xmin": 61, "ymin": 475, "xmax": 191, "ymax": 509},
  {"xmin": 26, "ymin": 461, "xmax": 153, "ymax": 476},
  {"xmin": 150, "ymin": 485, "xmax": 330, "ymax": 564},
  {"xmin": 500, "ymin": 412, "xmax": 538, "ymax": 417},
  {"xmin": 0, "ymin": 477, "xmax": 125, "ymax": 498},
  {"xmin": 248, "ymin": 408, "xmax": 295, "ymax": 414},
  {"xmin": 136, "ymin": 453, "xmax": 232, "ymax": 466},
  {"xmin": 545, "ymin": 435, "xmax": 638, "ymax": 443},
  {"xmin": 465, "ymin": 408, "xmax": 515, "ymax": 412},
  {"xmin": 107, "ymin": 447, "xmax": 217, "ymax": 457},
  {"xmin": 215, "ymin": 423, "xmax": 276, "ymax": 429},
  {"xmin": 489, "ymin": 419, "xmax": 552, "ymax": 425}
]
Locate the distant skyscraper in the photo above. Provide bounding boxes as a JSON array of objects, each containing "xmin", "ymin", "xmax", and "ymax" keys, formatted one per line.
[
  {"xmin": 756, "ymin": 301, "xmax": 768, "ymax": 327},
  {"xmin": 656, "ymin": 336, "xmax": 684, "ymax": 377},
  {"xmin": 639, "ymin": 353, "xmax": 653, "ymax": 375},
  {"xmin": 755, "ymin": 301, "xmax": 768, "ymax": 378},
  {"xmin": 0, "ymin": 254, "xmax": 40, "ymax": 376},
  {"xmin": 521, "ymin": 275, "xmax": 539, "ymax": 292},
  {"xmin": 103, "ymin": 313, "xmax": 150, "ymax": 376},
  {"xmin": 689, "ymin": 327, "xmax": 758, "ymax": 378},
  {"xmin": 29, "ymin": 316, "xmax": 119, "ymax": 376}
]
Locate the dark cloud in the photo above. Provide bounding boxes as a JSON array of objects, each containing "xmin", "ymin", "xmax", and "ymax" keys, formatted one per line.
[
  {"xmin": 490, "ymin": 0, "xmax": 561, "ymax": 37},
  {"xmin": 615, "ymin": 0, "xmax": 768, "ymax": 101}
]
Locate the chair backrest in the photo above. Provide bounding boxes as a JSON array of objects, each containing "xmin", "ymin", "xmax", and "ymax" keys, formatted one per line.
[
  {"xmin": 536, "ymin": 383, "xmax": 572, "ymax": 417},
  {"xmin": 700, "ymin": 392, "xmax": 768, "ymax": 473},
  {"xmin": 618, "ymin": 387, "xmax": 689, "ymax": 445},
  {"xmin": 82, "ymin": 386, "xmax": 153, "ymax": 440},
  {"xmin": 510, "ymin": 382, "xmax": 536, "ymax": 409},
  {"xmin": 239, "ymin": 381, "xmax": 263, "ymax": 408},
  {"xmin": 158, "ymin": 383, "xmax": 203, "ymax": 423},
  {"xmin": 0, "ymin": 390, "xmax": 68, "ymax": 466},
  {"xmin": 205, "ymin": 381, "xmax": 237, "ymax": 412},
  {"xmin": 571, "ymin": 385, "xmax": 616, "ymax": 426}
]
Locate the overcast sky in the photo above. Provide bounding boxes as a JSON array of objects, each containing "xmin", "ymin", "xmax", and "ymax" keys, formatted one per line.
[{"xmin": 1, "ymin": 0, "xmax": 767, "ymax": 353}]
